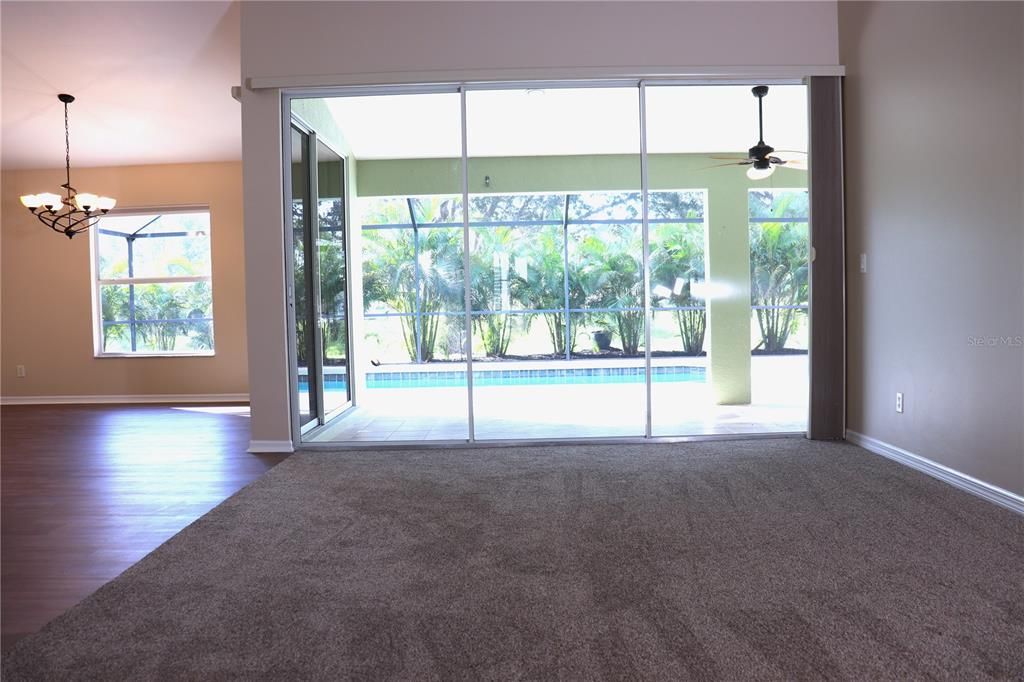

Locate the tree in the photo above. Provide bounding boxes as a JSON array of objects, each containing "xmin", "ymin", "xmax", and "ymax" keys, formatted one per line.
[
  {"xmin": 508, "ymin": 226, "xmax": 585, "ymax": 355},
  {"xmin": 318, "ymin": 198, "xmax": 349, "ymax": 365},
  {"xmin": 573, "ymin": 193, "xmax": 643, "ymax": 355},
  {"xmin": 650, "ymin": 223, "xmax": 706, "ymax": 354},
  {"xmin": 468, "ymin": 225, "xmax": 516, "ymax": 357},
  {"xmin": 100, "ymin": 285, "xmax": 130, "ymax": 350},
  {"xmin": 183, "ymin": 281, "xmax": 214, "ymax": 351},
  {"xmin": 360, "ymin": 190, "xmax": 711, "ymax": 360},
  {"xmin": 292, "ymin": 199, "xmax": 312, "ymax": 364},
  {"xmin": 577, "ymin": 229, "xmax": 644, "ymax": 355},
  {"xmin": 749, "ymin": 191, "xmax": 809, "ymax": 352},
  {"xmin": 135, "ymin": 283, "xmax": 184, "ymax": 351},
  {"xmin": 362, "ymin": 197, "xmax": 463, "ymax": 361},
  {"xmin": 469, "ymin": 194, "xmax": 569, "ymax": 356},
  {"xmin": 649, "ymin": 191, "xmax": 706, "ymax": 355}
]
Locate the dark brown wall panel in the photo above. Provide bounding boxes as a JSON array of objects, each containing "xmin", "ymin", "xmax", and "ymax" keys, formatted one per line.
[{"xmin": 808, "ymin": 76, "xmax": 846, "ymax": 440}]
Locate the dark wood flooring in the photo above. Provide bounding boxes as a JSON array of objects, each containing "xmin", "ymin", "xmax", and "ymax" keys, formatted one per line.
[{"xmin": 1, "ymin": 404, "xmax": 287, "ymax": 650}]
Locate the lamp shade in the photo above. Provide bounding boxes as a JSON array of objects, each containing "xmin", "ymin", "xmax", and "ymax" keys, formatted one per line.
[
  {"xmin": 73, "ymin": 193, "xmax": 99, "ymax": 211},
  {"xmin": 37, "ymin": 193, "xmax": 63, "ymax": 209},
  {"xmin": 20, "ymin": 194, "xmax": 43, "ymax": 208},
  {"xmin": 96, "ymin": 196, "xmax": 117, "ymax": 211}
]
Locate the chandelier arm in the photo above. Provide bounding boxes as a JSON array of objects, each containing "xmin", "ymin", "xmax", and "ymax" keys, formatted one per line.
[
  {"xmin": 34, "ymin": 210, "xmax": 65, "ymax": 234},
  {"xmin": 65, "ymin": 213, "xmax": 100, "ymax": 232},
  {"xmin": 71, "ymin": 221, "xmax": 98, "ymax": 234},
  {"xmin": 52, "ymin": 214, "xmax": 71, "ymax": 232}
]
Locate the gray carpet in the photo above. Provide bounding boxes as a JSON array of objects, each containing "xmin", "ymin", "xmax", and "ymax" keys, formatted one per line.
[{"xmin": 3, "ymin": 439, "xmax": 1022, "ymax": 680}]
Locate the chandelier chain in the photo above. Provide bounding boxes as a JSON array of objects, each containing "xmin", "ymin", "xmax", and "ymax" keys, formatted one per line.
[{"xmin": 64, "ymin": 100, "xmax": 71, "ymax": 190}]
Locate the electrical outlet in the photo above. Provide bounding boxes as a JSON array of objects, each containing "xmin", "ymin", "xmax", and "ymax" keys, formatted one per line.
[
  {"xmin": 16, "ymin": 365, "xmax": 26, "ymax": 378},
  {"xmin": 895, "ymin": 392, "xmax": 904, "ymax": 414},
  {"xmin": 860, "ymin": 253, "xmax": 868, "ymax": 273}
]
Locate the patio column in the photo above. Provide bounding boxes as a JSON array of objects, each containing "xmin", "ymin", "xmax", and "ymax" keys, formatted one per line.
[{"xmin": 705, "ymin": 184, "xmax": 752, "ymax": 405}]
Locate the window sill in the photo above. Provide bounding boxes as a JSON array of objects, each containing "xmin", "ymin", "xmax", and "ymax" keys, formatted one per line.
[{"xmin": 94, "ymin": 352, "xmax": 216, "ymax": 359}]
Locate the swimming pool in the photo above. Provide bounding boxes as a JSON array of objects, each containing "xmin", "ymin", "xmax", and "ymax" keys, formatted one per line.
[{"xmin": 301, "ymin": 364, "xmax": 706, "ymax": 391}]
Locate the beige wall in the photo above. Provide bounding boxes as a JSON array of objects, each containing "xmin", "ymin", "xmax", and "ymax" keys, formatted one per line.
[
  {"xmin": 241, "ymin": 1, "xmax": 843, "ymax": 448},
  {"xmin": 840, "ymin": 2, "xmax": 1024, "ymax": 494},
  {"xmin": 1, "ymin": 162, "xmax": 248, "ymax": 399},
  {"xmin": 242, "ymin": 1, "xmax": 840, "ymax": 81}
]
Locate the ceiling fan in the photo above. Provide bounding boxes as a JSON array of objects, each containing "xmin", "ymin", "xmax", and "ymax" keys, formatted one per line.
[{"xmin": 707, "ymin": 85, "xmax": 808, "ymax": 180}]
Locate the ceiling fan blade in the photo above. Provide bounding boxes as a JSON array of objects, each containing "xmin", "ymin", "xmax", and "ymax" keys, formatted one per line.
[
  {"xmin": 770, "ymin": 157, "xmax": 808, "ymax": 171},
  {"xmin": 708, "ymin": 154, "xmax": 749, "ymax": 160},
  {"xmin": 768, "ymin": 151, "xmax": 808, "ymax": 170},
  {"xmin": 772, "ymin": 150, "xmax": 808, "ymax": 161},
  {"xmin": 698, "ymin": 161, "xmax": 750, "ymax": 170}
]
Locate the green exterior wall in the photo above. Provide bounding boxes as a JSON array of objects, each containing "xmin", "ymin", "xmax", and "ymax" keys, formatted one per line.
[{"xmin": 357, "ymin": 154, "xmax": 805, "ymax": 196}]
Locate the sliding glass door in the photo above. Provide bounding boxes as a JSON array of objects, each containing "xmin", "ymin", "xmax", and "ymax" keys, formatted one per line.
[
  {"xmin": 314, "ymin": 140, "xmax": 352, "ymax": 417},
  {"xmin": 321, "ymin": 91, "xmax": 470, "ymax": 441},
  {"xmin": 290, "ymin": 125, "xmax": 318, "ymax": 432},
  {"xmin": 287, "ymin": 80, "xmax": 811, "ymax": 443},
  {"xmin": 644, "ymin": 84, "xmax": 810, "ymax": 436},
  {"xmin": 465, "ymin": 86, "xmax": 646, "ymax": 439},
  {"xmin": 288, "ymin": 120, "xmax": 353, "ymax": 434}
]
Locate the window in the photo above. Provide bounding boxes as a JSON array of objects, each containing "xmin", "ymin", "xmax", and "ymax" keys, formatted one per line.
[{"xmin": 92, "ymin": 208, "xmax": 214, "ymax": 356}]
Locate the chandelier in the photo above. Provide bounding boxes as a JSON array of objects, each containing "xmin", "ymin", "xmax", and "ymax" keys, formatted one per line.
[{"xmin": 19, "ymin": 94, "xmax": 116, "ymax": 239}]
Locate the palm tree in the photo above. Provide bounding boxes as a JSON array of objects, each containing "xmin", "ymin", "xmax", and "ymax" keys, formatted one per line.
[
  {"xmin": 577, "ymin": 225, "xmax": 644, "ymax": 355},
  {"xmin": 362, "ymin": 197, "xmax": 464, "ymax": 361},
  {"xmin": 650, "ymin": 223, "xmax": 706, "ymax": 354},
  {"xmin": 468, "ymin": 225, "xmax": 516, "ymax": 357},
  {"xmin": 470, "ymin": 193, "xmax": 569, "ymax": 356},
  {"xmin": 749, "ymin": 191, "xmax": 809, "ymax": 352}
]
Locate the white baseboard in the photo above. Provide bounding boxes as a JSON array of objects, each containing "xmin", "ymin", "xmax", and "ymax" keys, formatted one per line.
[
  {"xmin": 248, "ymin": 440, "xmax": 294, "ymax": 454},
  {"xmin": 846, "ymin": 430, "xmax": 1024, "ymax": 516},
  {"xmin": 0, "ymin": 393, "xmax": 249, "ymax": 406}
]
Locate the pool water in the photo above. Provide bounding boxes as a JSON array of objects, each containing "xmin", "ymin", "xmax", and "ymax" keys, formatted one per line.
[{"xmin": 301, "ymin": 365, "xmax": 706, "ymax": 391}]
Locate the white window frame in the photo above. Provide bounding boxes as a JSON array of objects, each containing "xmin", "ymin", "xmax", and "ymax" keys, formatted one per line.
[{"xmin": 90, "ymin": 205, "xmax": 215, "ymax": 358}]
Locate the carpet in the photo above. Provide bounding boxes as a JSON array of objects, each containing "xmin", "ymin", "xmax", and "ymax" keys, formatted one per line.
[{"xmin": 3, "ymin": 439, "xmax": 1022, "ymax": 680}]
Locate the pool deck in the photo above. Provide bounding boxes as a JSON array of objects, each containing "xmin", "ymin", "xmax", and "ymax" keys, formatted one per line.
[{"xmin": 308, "ymin": 355, "xmax": 807, "ymax": 443}]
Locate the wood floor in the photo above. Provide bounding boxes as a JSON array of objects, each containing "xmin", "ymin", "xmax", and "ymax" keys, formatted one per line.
[{"xmin": 0, "ymin": 404, "xmax": 287, "ymax": 651}]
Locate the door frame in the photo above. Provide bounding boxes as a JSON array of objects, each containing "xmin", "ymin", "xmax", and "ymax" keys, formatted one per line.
[
  {"xmin": 283, "ymin": 120, "xmax": 319, "ymax": 438},
  {"xmin": 314, "ymin": 134, "xmax": 356, "ymax": 425},
  {"xmin": 281, "ymin": 76, "xmax": 841, "ymax": 445}
]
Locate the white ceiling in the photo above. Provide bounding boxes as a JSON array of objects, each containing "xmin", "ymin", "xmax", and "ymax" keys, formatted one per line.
[
  {"xmin": 1, "ymin": 1, "xmax": 241, "ymax": 170},
  {"xmin": 323, "ymin": 84, "xmax": 808, "ymax": 159}
]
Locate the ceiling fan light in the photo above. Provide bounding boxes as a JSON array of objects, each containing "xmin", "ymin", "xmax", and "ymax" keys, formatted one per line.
[
  {"xmin": 746, "ymin": 165, "xmax": 775, "ymax": 181},
  {"xmin": 20, "ymin": 194, "xmax": 43, "ymax": 209},
  {"xmin": 73, "ymin": 192, "xmax": 99, "ymax": 211}
]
